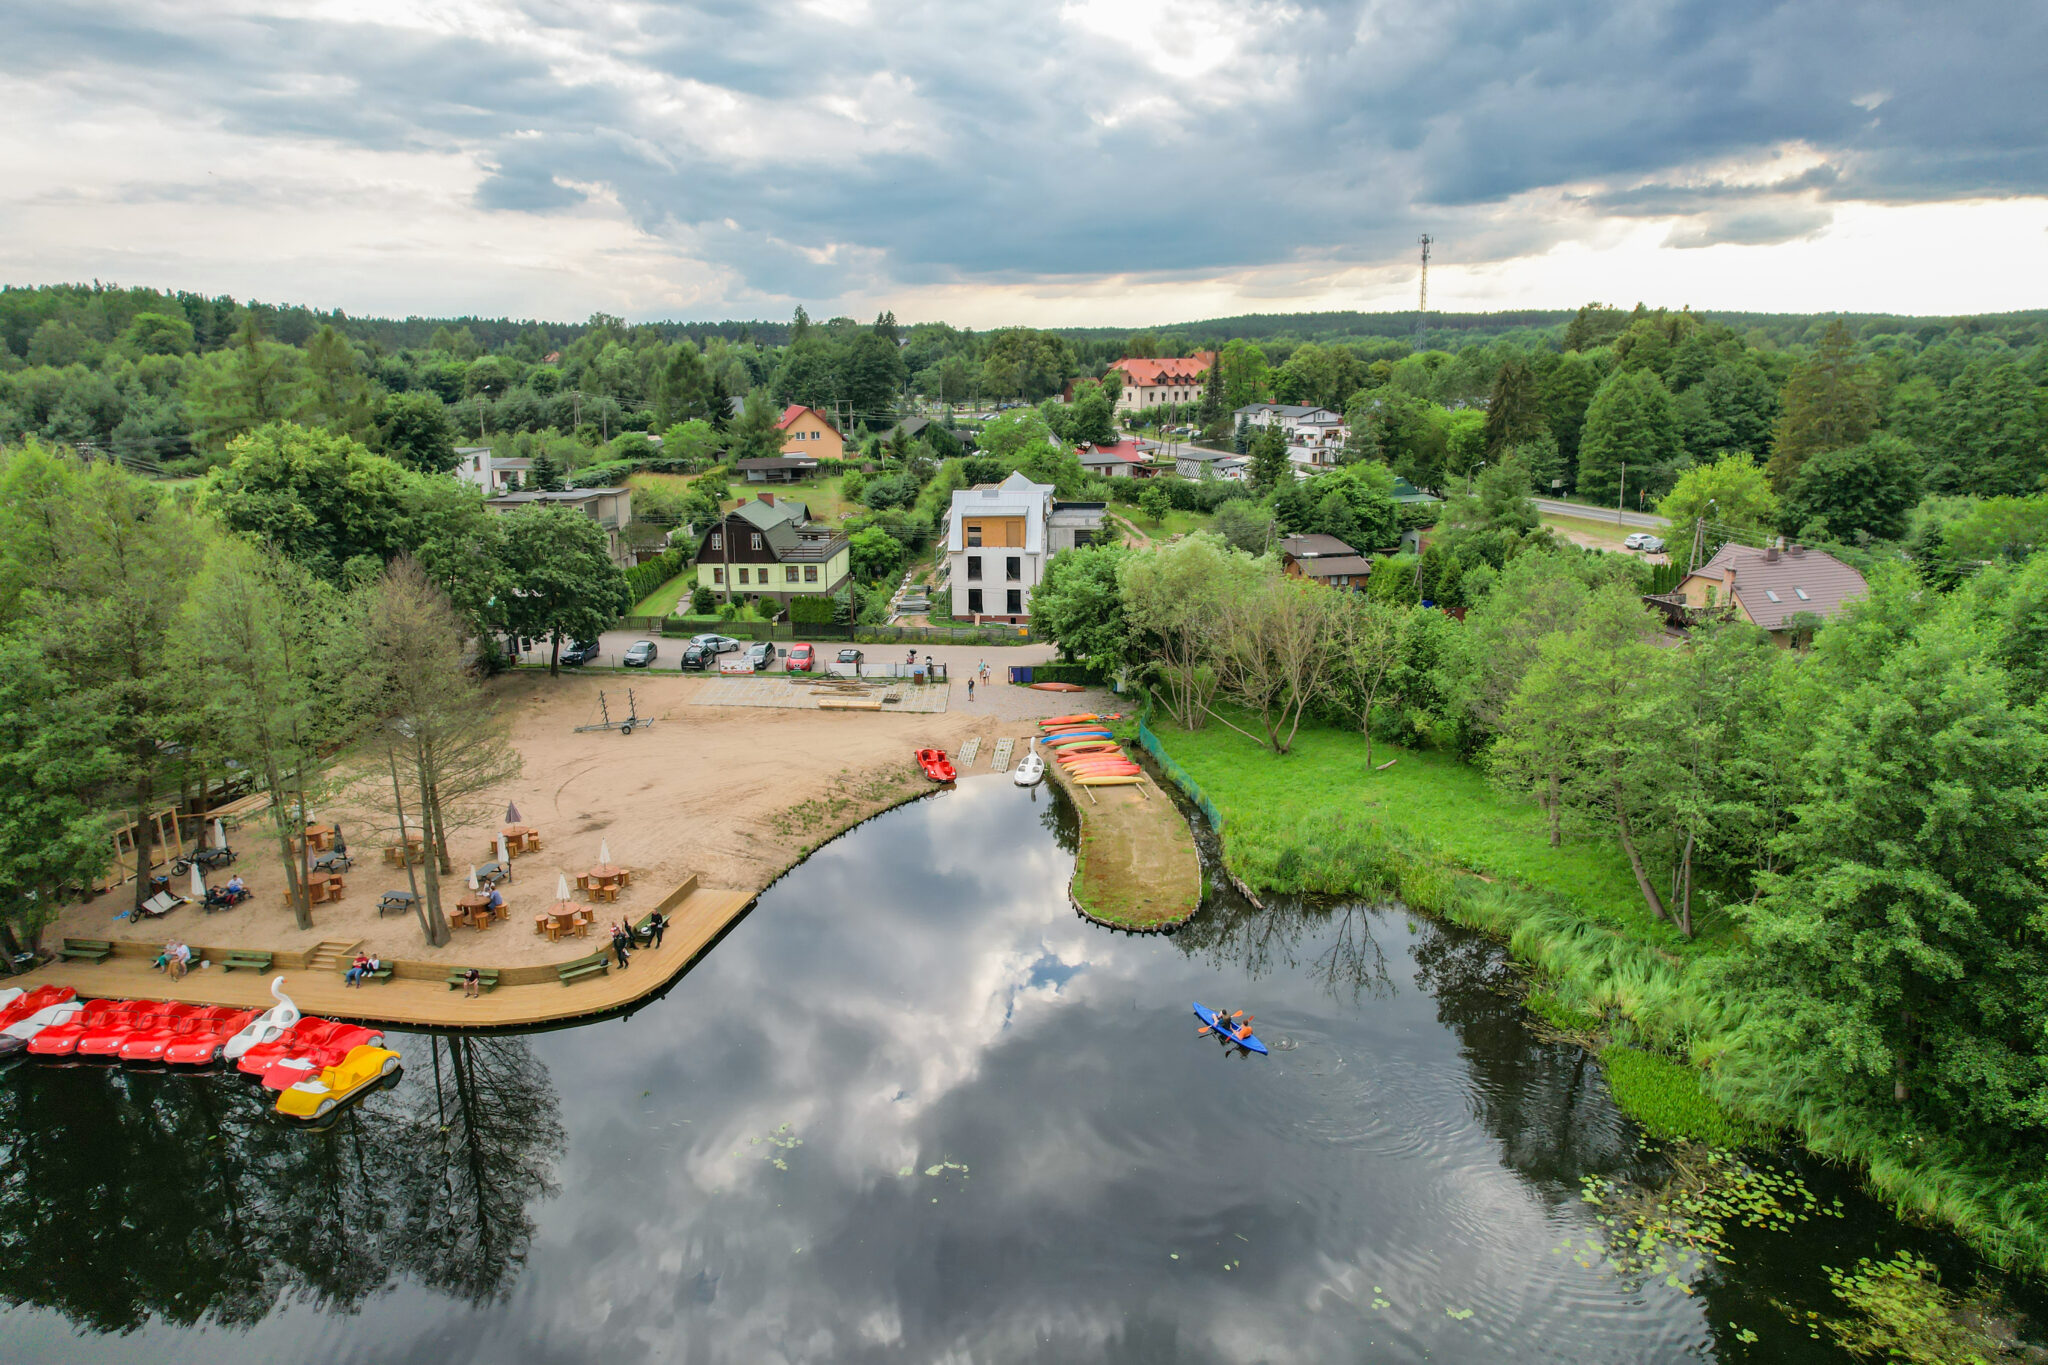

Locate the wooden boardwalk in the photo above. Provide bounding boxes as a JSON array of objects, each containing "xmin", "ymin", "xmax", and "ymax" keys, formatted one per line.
[{"xmin": 20, "ymin": 885, "xmax": 756, "ymax": 1031}]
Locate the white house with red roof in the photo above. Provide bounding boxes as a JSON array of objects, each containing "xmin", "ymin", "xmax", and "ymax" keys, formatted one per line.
[
  {"xmin": 1107, "ymin": 352, "xmax": 1215, "ymax": 414},
  {"xmin": 776, "ymin": 404, "xmax": 844, "ymax": 460},
  {"xmin": 1075, "ymin": 437, "xmax": 1159, "ymax": 479}
]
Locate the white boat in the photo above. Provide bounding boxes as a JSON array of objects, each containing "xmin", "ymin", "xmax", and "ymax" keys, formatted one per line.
[{"xmin": 1012, "ymin": 737, "xmax": 1045, "ymax": 787}]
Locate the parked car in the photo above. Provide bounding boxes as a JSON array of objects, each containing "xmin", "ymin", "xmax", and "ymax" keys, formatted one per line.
[
  {"xmin": 622, "ymin": 640, "xmax": 658, "ymax": 668},
  {"xmin": 744, "ymin": 642, "xmax": 779, "ymax": 671},
  {"xmin": 1639, "ymin": 535, "xmax": 1666, "ymax": 554},
  {"xmin": 559, "ymin": 640, "xmax": 601, "ymax": 666},
  {"xmin": 688, "ymin": 633, "xmax": 742, "ymax": 655},
  {"xmin": 837, "ymin": 648, "xmax": 864, "ymax": 665},
  {"xmin": 786, "ymin": 644, "xmax": 815, "ymax": 673},
  {"xmin": 680, "ymin": 643, "xmax": 713, "ymax": 671}
]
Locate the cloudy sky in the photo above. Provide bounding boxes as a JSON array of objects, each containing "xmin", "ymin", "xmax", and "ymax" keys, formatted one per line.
[{"xmin": 4, "ymin": 0, "xmax": 2043, "ymax": 328}]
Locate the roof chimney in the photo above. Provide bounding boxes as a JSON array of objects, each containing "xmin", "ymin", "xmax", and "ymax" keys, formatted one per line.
[
  {"xmin": 1722, "ymin": 565, "xmax": 1737, "ymax": 601},
  {"xmin": 1765, "ymin": 543, "xmax": 1778, "ymax": 562},
  {"xmin": 759, "ymin": 492, "xmax": 775, "ymax": 506}
]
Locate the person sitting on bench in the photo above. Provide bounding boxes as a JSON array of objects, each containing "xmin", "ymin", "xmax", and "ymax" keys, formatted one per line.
[
  {"xmin": 345, "ymin": 953, "xmax": 372, "ymax": 987},
  {"xmin": 226, "ymin": 874, "xmax": 246, "ymax": 899}
]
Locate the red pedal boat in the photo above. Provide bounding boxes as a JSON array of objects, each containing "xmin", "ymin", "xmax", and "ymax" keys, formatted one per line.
[
  {"xmin": 162, "ymin": 1008, "xmax": 258, "ymax": 1066},
  {"xmin": 77, "ymin": 1002, "xmax": 197, "ymax": 1058},
  {"xmin": 124, "ymin": 1006, "xmax": 255, "ymax": 1064},
  {"xmin": 915, "ymin": 748, "xmax": 956, "ymax": 783},
  {"xmin": 29, "ymin": 998, "xmax": 144, "ymax": 1057},
  {"xmin": 239, "ymin": 1018, "xmax": 386, "ymax": 1085}
]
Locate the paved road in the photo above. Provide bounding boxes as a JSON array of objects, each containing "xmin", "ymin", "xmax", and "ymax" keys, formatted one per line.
[{"xmin": 1533, "ymin": 497, "xmax": 1666, "ymax": 531}]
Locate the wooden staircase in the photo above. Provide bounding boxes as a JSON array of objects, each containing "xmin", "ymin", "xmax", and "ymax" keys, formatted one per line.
[{"xmin": 304, "ymin": 939, "xmax": 360, "ymax": 974}]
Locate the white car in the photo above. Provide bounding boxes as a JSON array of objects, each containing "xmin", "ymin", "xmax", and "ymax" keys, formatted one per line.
[{"xmin": 1623, "ymin": 531, "xmax": 1652, "ymax": 550}]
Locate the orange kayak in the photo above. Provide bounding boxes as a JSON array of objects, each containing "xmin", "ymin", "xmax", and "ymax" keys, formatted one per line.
[
  {"xmin": 1030, "ymin": 682, "xmax": 1088, "ymax": 692},
  {"xmin": 1039, "ymin": 714, "xmax": 1100, "ymax": 727}
]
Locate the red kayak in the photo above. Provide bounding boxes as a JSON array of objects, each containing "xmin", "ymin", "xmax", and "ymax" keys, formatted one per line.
[
  {"xmin": 1029, "ymin": 682, "xmax": 1087, "ymax": 692},
  {"xmin": 916, "ymin": 748, "xmax": 956, "ymax": 783}
]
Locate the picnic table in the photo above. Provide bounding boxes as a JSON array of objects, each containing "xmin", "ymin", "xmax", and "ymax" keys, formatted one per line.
[
  {"xmin": 455, "ymin": 894, "xmax": 494, "ymax": 931},
  {"xmin": 302, "ymin": 822, "xmax": 337, "ymax": 852},
  {"xmin": 383, "ymin": 833, "xmax": 426, "ymax": 865},
  {"xmin": 304, "ymin": 871, "xmax": 346, "ymax": 905},
  {"xmin": 536, "ymin": 901, "xmax": 589, "ymax": 942},
  {"xmin": 501, "ymin": 825, "xmax": 541, "ymax": 856},
  {"xmin": 582, "ymin": 864, "xmax": 630, "ymax": 901}
]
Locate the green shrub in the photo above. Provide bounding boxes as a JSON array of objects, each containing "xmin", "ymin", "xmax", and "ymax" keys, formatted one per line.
[
  {"xmin": 1025, "ymin": 661, "xmax": 1103, "ymax": 686},
  {"xmin": 623, "ymin": 546, "xmax": 688, "ymax": 601},
  {"xmin": 1600, "ymin": 1045, "xmax": 1750, "ymax": 1146}
]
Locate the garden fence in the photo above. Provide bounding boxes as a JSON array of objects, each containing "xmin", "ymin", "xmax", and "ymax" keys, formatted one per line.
[{"xmin": 1135, "ymin": 695, "xmax": 1224, "ymax": 834}]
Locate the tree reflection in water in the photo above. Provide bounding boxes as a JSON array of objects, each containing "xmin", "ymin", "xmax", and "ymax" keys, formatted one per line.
[
  {"xmin": 1177, "ymin": 892, "xmax": 1393, "ymax": 1004},
  {"xmin": 0, "ymin": 1031, "xmax": 563, "ymax": 1332},
  {"xmin": 394, "ymin": 1034, "xmax": 564, "ymax": 1305},
  {"xmin": 1409, "ymin": 916, "xmax": 1645, "ymax": 1187}
]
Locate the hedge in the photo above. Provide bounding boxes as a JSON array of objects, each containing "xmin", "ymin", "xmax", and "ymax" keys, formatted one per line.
[
  {"xmin": 1022, "ymin": 661, "xmax": 1104, "ymax": 685},
  {"xmin": 624, "ymin": 546, "xmax": 688, "ymax": 601}
]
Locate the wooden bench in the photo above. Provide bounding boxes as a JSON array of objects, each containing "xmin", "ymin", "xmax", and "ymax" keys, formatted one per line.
[
  {"xmin": 446, "ymin": 968, "xmax": 501, "ymax": 993},
  {"xmin": 221, "ymin": 951, "xmax": 274, "ymax": 973},
  {"xmin": 557, "ymin": 950, "xmax": 610, "ymax": 986},
  {"xmin": 60, "ymin": 938, "xmax": 113, "ymax": 964}
]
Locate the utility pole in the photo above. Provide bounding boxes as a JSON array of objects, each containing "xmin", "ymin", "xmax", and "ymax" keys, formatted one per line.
[{"xmin": 1617, "ymin": 461, "xmax": 1627, "ymax": 528}]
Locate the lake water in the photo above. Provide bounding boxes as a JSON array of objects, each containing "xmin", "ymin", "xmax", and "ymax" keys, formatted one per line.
[{"xmin": 0, "ymin": 777, "xmax": 2024, "ymax": 1362}]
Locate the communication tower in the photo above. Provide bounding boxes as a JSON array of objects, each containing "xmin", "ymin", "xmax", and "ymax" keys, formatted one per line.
[{"xmin": 1418, "ymin": 234, "xmax": 1433, "ymax": 313}]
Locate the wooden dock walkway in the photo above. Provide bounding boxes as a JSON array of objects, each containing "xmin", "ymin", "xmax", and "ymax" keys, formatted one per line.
[{"xmin": 20, "ymin": 885, "xmax": 756, "ymax": 1031}]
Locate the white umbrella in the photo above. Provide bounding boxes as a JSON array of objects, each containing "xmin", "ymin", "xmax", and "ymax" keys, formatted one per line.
[
  {"xmin": 556, "ymin": 873, "xmax": 572, "ymax": 903},
  {"xmin": 599, "ymin": 840, "xmax": 612, "ymax": 867},
  {"xmin": 467, "ymin": 866, "xmax": 480, "ymax": 891},
  {"xmin": 211, "ymin": 819, "xmax": 227, "ymax": 850},
  {"xmin": 190, "ymin": 865, "xmax": 206, "ymax": 901},
  {"xmin": 497, "ymin": 833, "xmax": 510, "ymax": 865}
]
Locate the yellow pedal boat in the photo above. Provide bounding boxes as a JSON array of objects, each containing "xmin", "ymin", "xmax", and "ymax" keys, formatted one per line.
[{"xmin": 275, "ymin": 1043, "xmax": 402, "ymax": 1119}]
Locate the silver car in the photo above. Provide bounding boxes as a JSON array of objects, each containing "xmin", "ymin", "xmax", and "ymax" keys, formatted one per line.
[{"xmin": 687, "ymin": 633, "xmax": 742, "ymax": 655}]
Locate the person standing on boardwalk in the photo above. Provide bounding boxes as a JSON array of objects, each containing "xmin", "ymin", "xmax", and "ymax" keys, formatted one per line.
[
  {"xmin": 647, "ymin": 911, "xmax": 668, "ymax": 948},
  {"xmin": 610, "ymin": 922, "xmax": 632, "ymax": 970}
]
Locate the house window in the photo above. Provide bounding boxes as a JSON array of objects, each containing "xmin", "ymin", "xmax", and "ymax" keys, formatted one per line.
[
  {"xmin": 785, "ymin": 566, "xmax": 799, "ymax": 583},
  {"xmin": 967, "ymin": 588, "xmax": 983, "ymax": 614},
  {"xmin": 738, "ymin": 567, "xmax": 749, "ymax": 584},
  {"xmin": 1764, "ymin": 589, "xmax": 1780, "ymax": 603},
  {"xmin": 967, "ymin": 556, "xmax": 982, "ymax": 580},
  {"xmin": 1794, "ymin": 587, "xmax": 1810, "ymax": 600},
  {"xmin": 751, "ymin": 533, "xmax": 762, "ymax": 550},
  {"xmin": 805, "ymin": 565, "xmax": 818, "ymax": 582},
  {"xmin": 1006, "ymin": 589, "xmax": 1022, "ymax": 615},
  {"xmin": 966, "ymin": 523, "xmax": 982, "ymax": 548},
  {"xmin": 1006, "ymin": 556, "xmax": 1021, "ymax": 581},
  {"xmin": 712, "ymin": 567, "xmax": 724, "ymax": 584},
  {"xmin": 710, "ymin": 532, "xmax": 722, "ymax": 550}
]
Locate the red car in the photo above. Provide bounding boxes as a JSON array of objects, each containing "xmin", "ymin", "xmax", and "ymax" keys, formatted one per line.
[{"xmin": 786, "ymin": 643, "xmax": 814, "ymax": 673}]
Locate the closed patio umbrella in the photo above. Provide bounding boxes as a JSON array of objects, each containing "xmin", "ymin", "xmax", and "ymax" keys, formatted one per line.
[
  {"xmin": 211, "ymin": 819, "xmax": 227, "ymax": 850},
  {"xmin": 332, "ymin": 825, "xmax": 346, "ymax": 855},
  {"xmin": 506, "ymin": 802, "xmax": 522, "ymax": 825},
  {"xmin": 599, "ymin": 840, "xmax": 612, "ymax": 867},
  {"xmin": 556, "ymin": 873, "xmax": 572, "ymax": 903},
  {"xmin": 190, "ymin": 865, "xmax": 206, "ymax": 901},
  {"xmin": 467, "ymin": 866, "xmax": 480, "ymax": 891},
  {"xmin": 497, "ymin": 833, "xmax": 510, "ymax": 866}
]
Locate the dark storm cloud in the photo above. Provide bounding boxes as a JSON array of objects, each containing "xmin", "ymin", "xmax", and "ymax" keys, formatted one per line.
[{"xmin": 8, "ymin": 0, "xmax": 2043, "ymax": 296}]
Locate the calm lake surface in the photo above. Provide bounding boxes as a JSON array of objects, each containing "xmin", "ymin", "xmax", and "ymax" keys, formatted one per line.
[{"xmin": 0, "ymin": 777, "xmax": 2023, "ymax": 1362}]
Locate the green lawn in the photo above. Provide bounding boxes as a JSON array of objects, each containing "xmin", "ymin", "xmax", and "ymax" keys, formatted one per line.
[
  {"xmin": 633, "ymin": 570, "xmax": 695, "ymax": 617},
  {"xmin": 1150, "ymin": 713, "xmax": 1710, "ymax": 951}
]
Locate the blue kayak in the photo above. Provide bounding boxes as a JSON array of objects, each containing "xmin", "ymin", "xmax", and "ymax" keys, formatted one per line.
[{"xmin": 1192, "ymin": 1001, "xmax": 1268, "ymax": 1055}]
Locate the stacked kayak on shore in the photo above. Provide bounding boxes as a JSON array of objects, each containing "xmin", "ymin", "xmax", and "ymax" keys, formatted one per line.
[{"xmin": 1037, "ymin": 717, "xmax": 1145, "ymax": 787}]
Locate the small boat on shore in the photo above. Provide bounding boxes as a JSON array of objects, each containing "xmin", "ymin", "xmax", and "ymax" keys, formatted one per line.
[
  {"xmin": 0, "ymin": 987, "xmax": 83, "ymax": 1060},
  {"xmin": 1039, "ymin": 713, "xmax": 1100, "ymax": 727},
  {"xmin": 916, "ymin": 748, "xmax": 957, "ymax": 783},
  {"xmin": 1012, "ymin": 739, "xmax": 1044, "ymax": 787},
  {"xmin": 1029, "ymin": 682, "xmax": 1088, "ymax": 693}
]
